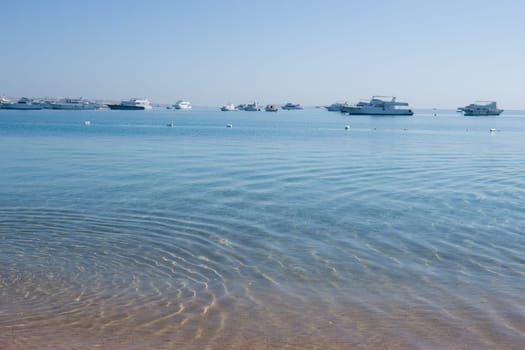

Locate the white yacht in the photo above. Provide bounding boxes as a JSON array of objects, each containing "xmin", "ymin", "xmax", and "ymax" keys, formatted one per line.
[
  {"xmin": 0, "ymin": 97, "xmax": 43, "ymax": 110},
  {"xmin": 33, "ymin": 98, "xmax": 58, "ymax": 109},
  {"xmin": 265, "ymin": 104, "xmax": 278, "ymax": 112},
  {"xmin": 341, "ymin": 96, "xmax": 413, "ymax": 115},
  {"xmin": 220, "ymin": 103, "xmax": 238, "ymax": 111},
  {"xmin": 325, "ymin": 101, "xmax": 349, "ymax": 112},
  {"xmin": 107, "ymin": 98, "xmax": 152, "ymax": 110},
  {"xmin": 281, "ymin": 102, "xmax": 303, "ymax": 110},
  {"xmin": 173, "ymin": 100, "xmax": 192, "ymax": 109},
  {"xmin": 459, "ymin": 101, "xmax": 503, "ymax": 116},
  {"xmin": 49, "ymin": 98, "xmax": 98, "ymax": 110},
  {"xmin": 243, "ymin": 102, "xmax": 261, "ymax": 111}
]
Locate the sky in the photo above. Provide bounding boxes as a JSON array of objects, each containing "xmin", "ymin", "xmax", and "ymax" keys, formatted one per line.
[{"xmin": 1, "ymin": 0, "xmax": 524, "ymax": 108}]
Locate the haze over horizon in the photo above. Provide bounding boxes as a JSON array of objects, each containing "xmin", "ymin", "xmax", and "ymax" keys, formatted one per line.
[{"xmin": 1, "ymin": 0, "xmax": 524, "ymax": 108}]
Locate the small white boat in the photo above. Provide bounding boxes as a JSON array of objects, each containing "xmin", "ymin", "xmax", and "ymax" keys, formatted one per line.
[
  {"xmin": 0, "ymin": 97, "xmax": 43, "ymax": 110},
  {"xmin": 460, "ymin": 101, "xmax": 503, "ymax": 116},
  {"xmin": 220, "ymin": 103, "xmax": 238, "ymax": 111},
  {"xmin": 173, "ymin": 100, "xmax": 192, "ymax": 109},
  {"xmin": 265, "ymin": 104, "xmax": 278, "ymax": 112}
]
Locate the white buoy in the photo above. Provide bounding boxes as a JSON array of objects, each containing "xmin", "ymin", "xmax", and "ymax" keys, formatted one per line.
[
  {"xmin": 84, "ymin": 120, "xmax": 91, "ymax": 126},
  {"xmin": 344, "ymin": 125, "xmax": 350, "ymax": 130},
  {"xmin": 226, "ymin": 124, "xmax": 233, "ymax": 128}
]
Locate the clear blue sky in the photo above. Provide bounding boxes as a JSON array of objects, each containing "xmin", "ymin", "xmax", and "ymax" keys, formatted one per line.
[{"xmin": 1, "ymin": 0, "xmax": 524, "ymax": 108}]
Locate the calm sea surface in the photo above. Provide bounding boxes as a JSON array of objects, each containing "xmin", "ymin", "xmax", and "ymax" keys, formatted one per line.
[{"xmin": 1, "ymin": 108, "xmax": 524, "ymax": 349}]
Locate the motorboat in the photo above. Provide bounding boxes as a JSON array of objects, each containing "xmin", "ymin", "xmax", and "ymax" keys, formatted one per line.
[
  {"xmin": 173, "ymin": 100, "xmax": 192, "ymax": 109},
  {"xmin": 281, "ymin": 102, "xmax": 303, "ymax": 110},
  {"xmin": 459, "ymin": 101, "xmax": 503, "ymax": 116},
  {"xmin": 0, "ymin": 97, "xmax": 43, "ymax": 110},
  {"xmin": 34, "ymin": 99, "xmax": 57, "ymax": 109},
  {"xmin": 95, "ymin": 103, "xmax": 109, "ymax": 110},
  {"xmin": 325, "ymin": 101, "xmax": 349, "ymax": 112},
  {"xmin": 341, "ymin": 96, "xmax": 413, "ymax": 115},
  {"xmin": 265, "ymin": 104, "xmax": 278, "ymax": 112},
  {"xmin": 243, "ymin": 102, "xmax": 261, "ymax": 111},
  {"xmin": 49, "ymin": 98, "xmax": 98, "ymax": 110},
  {"xmin": 107, "ymin": 98, "xmax": 152, "ymax": 110},
  {"xmin": 220, "ymin": 103, "xmax": 238, "ymax": 111}
]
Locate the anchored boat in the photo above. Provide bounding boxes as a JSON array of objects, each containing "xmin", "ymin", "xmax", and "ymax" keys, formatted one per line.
[
  {"xmin": 341, "ymin": 96, "xmax": 413, "ymax": 116},
  {"xmin": 107, "ymin": 98, "xmax": 152, "ymax": 110},
  {"xmin": 459, "ymin": 101, "xmax": 503, "ymax": 116}
]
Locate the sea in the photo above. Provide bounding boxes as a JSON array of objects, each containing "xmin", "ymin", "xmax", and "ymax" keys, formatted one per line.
[{"xmin": 1, "ymin": 107, "xmax": 524, "ymax": 349}]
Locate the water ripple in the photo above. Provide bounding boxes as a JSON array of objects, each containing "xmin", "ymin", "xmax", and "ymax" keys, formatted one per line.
[{"xmin": 1, "ymin": 111, "xmax": 525, "ymax": 348}]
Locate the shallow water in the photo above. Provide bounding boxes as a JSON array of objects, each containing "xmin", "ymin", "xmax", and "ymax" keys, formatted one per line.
[{"xmin": 1, "ymin": 108, "xmax": 524, "ymax": 349}]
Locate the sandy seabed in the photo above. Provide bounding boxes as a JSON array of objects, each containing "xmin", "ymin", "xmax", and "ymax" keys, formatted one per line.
[{"xmin": 2, "ymin": 296, "xmax": 524, "ymax": 350}]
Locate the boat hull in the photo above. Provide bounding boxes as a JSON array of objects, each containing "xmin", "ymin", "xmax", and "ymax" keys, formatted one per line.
[
  {"xmin": 107, "ymin": 104, "xmax": 148, "ymax": 110},
  {"xmin": 50, "ymin": 104, "xmax": 97, "ymax": 110},
  {"xmin": 1, "ymin": 104, "xmax": 42, "ymax": 110},
  {"xmin": 463, "ymin": 111, "xmax": 502, "ymax": 116},
  {"xmin": 342, "ymin": 106, "xmax": 413, "ymax": 116}
]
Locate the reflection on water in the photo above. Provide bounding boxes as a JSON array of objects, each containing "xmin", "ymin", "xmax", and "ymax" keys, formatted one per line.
[{"xmin": 0, "ymin": 109, "xmax": 524, "ymax": 349}]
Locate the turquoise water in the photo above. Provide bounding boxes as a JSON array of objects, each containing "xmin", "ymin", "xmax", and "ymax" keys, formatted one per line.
[{"xmin": 1, "ymin": 108, "xmax": 524, "ymax": 349}]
